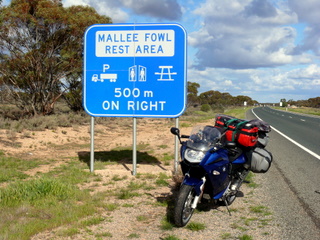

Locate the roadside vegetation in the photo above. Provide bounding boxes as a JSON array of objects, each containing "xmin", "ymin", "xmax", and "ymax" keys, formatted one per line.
[
  {"xmin": 273, "ymin": 106, "xmax": 320, "ymax": 116},
  {"xmin": 0, "ymin": 105, "xmax": 278, "ymax": 240}
]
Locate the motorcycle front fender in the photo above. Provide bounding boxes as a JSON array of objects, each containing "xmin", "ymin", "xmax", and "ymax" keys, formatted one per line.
[{"xmin": 182, "ymin": 175, "xmax": 205, "ymax": 196}]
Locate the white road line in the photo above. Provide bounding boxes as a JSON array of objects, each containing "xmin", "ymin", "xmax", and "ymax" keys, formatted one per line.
[{"xmin": 252, "ymin": 109, "xmax": 320, "ymax": 160}]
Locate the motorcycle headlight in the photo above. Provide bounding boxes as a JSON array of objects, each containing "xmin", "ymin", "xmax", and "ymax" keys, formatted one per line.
[{"xmin": 184, "ymin": 149, "xmax": 205, "ymax": 163}]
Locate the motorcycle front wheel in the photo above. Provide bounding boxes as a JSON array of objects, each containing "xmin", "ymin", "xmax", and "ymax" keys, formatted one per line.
[{"xmin": 174, "ymin": 184, "xmax": 197, "ymax": 227}]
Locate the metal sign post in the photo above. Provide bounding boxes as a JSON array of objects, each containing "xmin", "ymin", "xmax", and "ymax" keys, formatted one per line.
[
  {"xmin": 90, "ymin": 116, "xmax": 95, "ymax": 172},
  {"xmin": 174, "ymin": 117, "xmax": 179, "ymax": 174},
  {"xmin": 132, "ymin": 117, "xmax": 137, "ymax": 175}
]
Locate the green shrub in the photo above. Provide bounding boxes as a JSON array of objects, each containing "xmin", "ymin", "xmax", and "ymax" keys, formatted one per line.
[
  {"xmin": 0, "ymin": 156, "xmax": 44, "ymax": 183},
  {"xmin": 238, "ymin": 234, "xmax": 253, "ymax": 240},
  {"xmin": 186, "ymin": 221, "xmax": 206, "ymax": 231},
  {"xmin": 200, "ymin": 104, "xmax": 211, "ymax": 112},
  {"xmin": 162, "ymin": 235, "xmax": 180, "ymax": 240},
  {"xmin": 0, "ymin": 177, "xmax": 79, "ymax": 207}
]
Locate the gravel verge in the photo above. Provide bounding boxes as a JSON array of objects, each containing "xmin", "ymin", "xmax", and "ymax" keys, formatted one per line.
[{"xmin": 32, "ymin": 165, "xmax": 283, "ymax": 240}]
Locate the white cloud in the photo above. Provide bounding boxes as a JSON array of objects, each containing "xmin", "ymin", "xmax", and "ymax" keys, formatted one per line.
[
  {"xmin": 289, "ymin": 0, "xmax": 320, "ymax": 24},
  {"xmin": 121, "ymin": 0, "xmax": 182, "ymax": 20},
  {"xmin": 190, "ymin": 0, "xmax": 300, "ymax": 69},
  {"xmin": 311, "ymin": 80, "xmax": 320, "ymax": 86},
  {"xmin": 63, "ymin": 0, "xmax": 129, "ymax": 22},
  {"xmin": 63, "ymin": 0, "xmax": 89, "ymax": 6},
  {"xmin": 188, "ymin": 63, "xmax": 320, "ymax": 102},
  {"xmin": 63, "ymin": 0, "xmax": 182, "ymax": 23},
  {"xmin": 251, "ymin": 75, "xmax": 263, "ymax": 84},
  {"xmin": 224, "ymin": 80, "xmax": 233, "ymax": 86},
  {"xmin": 289, "ymin": 0, "xmax": 320, "ymax": 55},
  {"xmin": 289, "ymin": 64, "xmax": 320, "ymax": 80}
]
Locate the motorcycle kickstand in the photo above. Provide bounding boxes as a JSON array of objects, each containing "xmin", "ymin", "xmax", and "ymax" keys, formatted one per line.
[{"xmin": 223, "ymin": 200, "xmax": 232, "ymax": 216}]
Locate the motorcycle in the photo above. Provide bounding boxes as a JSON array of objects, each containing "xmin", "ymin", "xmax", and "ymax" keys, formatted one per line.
[{"xmin": 170, "ymin": 117, "xmax": 272, "ymax": 227}]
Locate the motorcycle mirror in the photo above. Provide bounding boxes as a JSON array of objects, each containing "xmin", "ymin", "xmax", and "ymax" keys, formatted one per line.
[{"xmin": 170, "ymin": 127, "xmax": 180, "ymax": 136}]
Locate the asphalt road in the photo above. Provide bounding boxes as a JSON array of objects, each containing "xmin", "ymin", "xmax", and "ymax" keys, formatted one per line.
[
  {"xmin": 252, "ymin": 106, "xmax": 320, "ymax": 156},
  {"xmin": 247, "ymin": 107, "xmax": 320, "ymax": 239}
]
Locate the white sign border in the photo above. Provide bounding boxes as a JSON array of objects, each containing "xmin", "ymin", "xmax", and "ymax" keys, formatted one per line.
[{"xmin": 83, "ymin": 23, "xmax": 187, "ymax": 118}]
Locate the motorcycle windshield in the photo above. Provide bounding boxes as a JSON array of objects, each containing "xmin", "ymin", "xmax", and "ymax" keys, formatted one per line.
[{"xmin": 187, "ymin": 125, "xmax": 221, "ymax": 151}]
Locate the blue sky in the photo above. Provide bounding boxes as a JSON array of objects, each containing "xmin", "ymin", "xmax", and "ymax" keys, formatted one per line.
[{"xmin": 4, "ymin": 0, "xmax": 320, "ymax": 103}]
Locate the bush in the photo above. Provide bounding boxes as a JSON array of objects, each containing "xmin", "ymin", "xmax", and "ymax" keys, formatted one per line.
[
  {"xmin": 200, "ymin": 104, "xmax": 211, "ymax": 112},
  {"xmin": 0, "ymin": 177, "xmax": 79, "ymax": 207}
]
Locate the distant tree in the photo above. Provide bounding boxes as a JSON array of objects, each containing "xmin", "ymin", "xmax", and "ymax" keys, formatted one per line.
[
  {"xmin": 187, "ymin": 81, "xmax": 200, "ymax": 107},
  {"xmin": 199, "ymin": 90, "xmax": 222, "ymax": 105},
  {"xmin": 63, "ymin": 72, "xmax": 83, "ymax": 112},
  {"xmin": 234, "ymin": 95, "xmax": 254, "ymax": 106},
  {"xmin": 188, "ymin": 81, "xmax": 200, "ymax": 95},
  {"xmin": 197, "ymin": 90, "xmax": 258, "ymax": 108},
  {"xmin": 287, "ymin": 99, "xmax": 295, "ymax": 106},
  {"xmin": 306, "ymin": 97, "xmax": 320, "ymax": 108},
  {"xmin": 280, "ymin": 98, "xmax": 287, "ymax": 107},
  {"xmin": 283, "ymin": 97, "xmax": 320, "ymax": 108},
  {"xmin": 0, "ymin": 0, "xmax": 111, "ymax": 116},
  {"xmin": 220, "ymin": 92, "xmax": 234, "ymax": 105}
]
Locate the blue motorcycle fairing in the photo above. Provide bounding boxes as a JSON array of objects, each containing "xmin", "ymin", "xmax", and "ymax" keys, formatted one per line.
[
  {"xmin": 182, "ymin": 175, "xmax": 204, "ymax": 196},
  {"xmin": 199, "ymin": 148, "xmax": 230, "ymax": 198},
  {"xmin": 200, "ymin": 147, "xmax": 229, "ymax": 166},
  {"xmin": 213, "ymin": 186, "xmax": 229, "ymax": 199},
  {"xmin": 232, "ymin": 153, "xmax": 246, "ymax": 164}
]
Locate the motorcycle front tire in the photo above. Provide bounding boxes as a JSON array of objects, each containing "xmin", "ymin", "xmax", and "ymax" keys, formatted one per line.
[{"xmin": 174, "ymin": 184, "xmax": 197, "ymax": 227}]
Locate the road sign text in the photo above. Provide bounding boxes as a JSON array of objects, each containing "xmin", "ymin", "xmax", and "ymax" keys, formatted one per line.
[{"xmin": 96, "ymin": 30, "xmax": 175, "ymax": 57}]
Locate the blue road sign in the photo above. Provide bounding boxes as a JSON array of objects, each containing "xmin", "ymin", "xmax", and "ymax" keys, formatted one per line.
[{"xmin": 83, "ymin": 23, "xmax": 187, "ymax": 118}]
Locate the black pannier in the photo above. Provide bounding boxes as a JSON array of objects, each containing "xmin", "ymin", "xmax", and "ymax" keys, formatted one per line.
[
  {"xmin": 249, "ymin": 119, "xmax": 271, "ymax": 133},
  {"xmin": 249, "ymin": 147, "xmax": 273, "ymax": 173}
]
